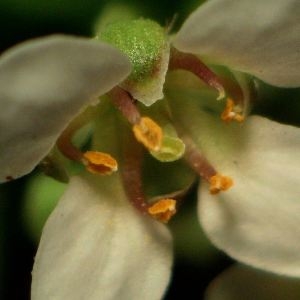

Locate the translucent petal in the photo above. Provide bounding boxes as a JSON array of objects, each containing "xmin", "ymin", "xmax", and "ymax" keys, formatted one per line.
[
  {"xmin": 174, "ymin": 0, "xmax": 300, "ymax": 87},
  {"xmin": 206, "ymin": 265, "xmax": 300, "ymax": 300},
  {"xmin": 32, "ymin": 174, "xmax": 172, "ymax": 300},
  {"xmin": 0, "ymin": 35, "xmax": 131, "ymax": 182},
  {"xmin": 198, "ymin": 116, "xmax": 300, "ymax": 276}
]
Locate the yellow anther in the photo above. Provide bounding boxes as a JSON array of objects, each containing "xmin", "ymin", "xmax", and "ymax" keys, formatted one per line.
[
  {"xmin": 82, "ymin": 151, "xmax": 118, "ymax": 175},
  {"xmin": 132, "ymin": 117, "xmax": 163, "ymax": 151},
  {"xmin": 221, "ymin": 98, "xmax": 245, "ymax": 123},
  {"xmin": 209, "ymin": 174, "xmax": 233, "ymax": 194},
  {"xmin": 148, "ymin": 198, "xmax": 177, "ymax": 223}
]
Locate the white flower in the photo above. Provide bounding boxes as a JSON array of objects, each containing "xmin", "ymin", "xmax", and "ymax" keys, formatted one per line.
[{"xmin": 0, "ymin": 0, "xmax": 300, "ymax": 299}]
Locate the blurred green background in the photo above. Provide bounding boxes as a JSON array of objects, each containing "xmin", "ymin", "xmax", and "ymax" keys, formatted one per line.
[{"xmin": 1, "ymin": 0, "xmax": 299, "ymax": 299}]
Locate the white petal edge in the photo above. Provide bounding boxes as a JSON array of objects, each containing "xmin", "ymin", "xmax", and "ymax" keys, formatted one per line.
[
  {"xmin": 31, "ymin": 174, "xmax": 173, "ymax": 300},
  {"xmin": 174, "ymin": 0, "xmax": 300, "ymax": 87},
  {"xmin": 198, "ymin": 116, "xmax": 300, "ymax": 277},
  {"xmin": 0, "ymin": 35, "xmax": 131, "ymax": 182},
  {"xmin": 206, "ymin": 265, "xmax": 300, "ymax": 300}
]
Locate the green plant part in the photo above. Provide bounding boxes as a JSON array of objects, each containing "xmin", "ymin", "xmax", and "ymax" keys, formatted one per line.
[{"xmin": 98, "ymin": 19, "xmax": 170, "ymax": 106}]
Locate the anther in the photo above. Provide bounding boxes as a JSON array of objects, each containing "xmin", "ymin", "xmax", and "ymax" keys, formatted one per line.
[
  {"xmin": 109, "ymin": 87, "xmax": 164, "ymax": 152},
  {"xmin": 209, "ymin": 174, "xmax": 233, "ymax": 194},
  {"xmin": 178, "ymin": 134, "xmax": 234, "ymax": 194},
  {"xmin": 82, "ymin": 151, "xmax": 118, "ymax": 175},
  {"xmin": 133, "ymin": 117, "xmax": 163, "ymax": 151},
  {"xmin": 221, "ymin": 98, "xmax": 245, "ymax": 123},
  {"xmin": 148, "ymin": 199, "xmax": 177, "ymax": 223}
]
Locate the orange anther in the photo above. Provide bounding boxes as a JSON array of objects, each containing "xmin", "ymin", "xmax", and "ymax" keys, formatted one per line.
[
  {"xmin": 221, "ymin": 98, "xmax": 244, "ymax": 123},
  {"xmin": 148, "ymin": 198, "xmax": 176, "ymax": 223},
  {"xmin": 209, "ymin": 174, "xmax": 233, "ymax": 194},
  {"xmin": 82, "ymin": 151, "xmax": 118, "ymax": 175},
  {"xmin": 132, "ymin": 117, "xmax": 163, "ymax": 151}
]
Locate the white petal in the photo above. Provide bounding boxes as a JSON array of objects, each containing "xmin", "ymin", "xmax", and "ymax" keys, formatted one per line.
[
  {"xmin": 166, "ymin": 85, "xmax": 300, "ymax": 276},
  {"xmin": 32, "ymin": 174, "xmax": 172, "ymax": 300},
  {"xmin": 206, "ymin": 265, "xmax": 300, "ymax": 300},
  {"xmin": 0, "ymin": 35, "xmax": 131, "ymax": 182},
  {"xmin": 174, "ymin": 0, "xmax": 300, "ymax": 87},
  {"xmin": 198, "ymin": 116, "xmax": 300, "ymax": 277}
]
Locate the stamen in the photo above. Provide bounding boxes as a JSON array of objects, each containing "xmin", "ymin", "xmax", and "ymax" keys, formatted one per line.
[
  {"xmin": 108, "ymin": 87, "xmax": 163, "ymax": 151},
  {"xmin": 108, "ymin": 87, "xmax": 141, "ymax": 124},
  {"xmin": 148, "ymin": 199, "xmax": 177, "ymax": 223},
  {"xmin": 209, "ymin": 174, "xmax": 233, "ymax": 194},
  {"xmin": 82, "ymin": 151, "xmax": 118, "ymax": 175},
  {"xmin": 120, "ymin": 129, "xmax": 178, "ymax": 223},
  {"xmin": 120, "ymin": 129, "xmax": 150, "ymax": 215},
  {"xmin": 57, "ymin": 114, "xmax": 118, "ymax": 176},
  {"xmin": 221, "ymin": 98, "xmax": 245, "ymax": 123},
  {"xmin": 133, "ymin": 117, "xmax": 163, "ymax": 151},
  {"xmin": 181, "ymin": 134, "xmax": 216, "ymax": 181},
  {"xmin": 169, "ymin": 47, "xmax": 225, "ymax": 100},
  {"xmin": 56, "ymin": 124, "xmax": 83, "ymax": 163},
  {"xmin": 180, "ymin": 134, "xmax": 233, "ymax": 194}
]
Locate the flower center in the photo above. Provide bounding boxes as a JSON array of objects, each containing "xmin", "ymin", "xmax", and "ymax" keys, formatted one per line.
[{"xmin": 53, "ymin": 48, "xmax": 246, "ymax": 223}]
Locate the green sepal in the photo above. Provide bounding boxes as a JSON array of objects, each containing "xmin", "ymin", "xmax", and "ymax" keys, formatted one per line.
[
  {"xmin": 98, "ymin": 19, "xmax": 170, "ymax": 106},
  {"xmin": 99, "ymin": 19, "xmax": 166, "ymax": 82}
]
